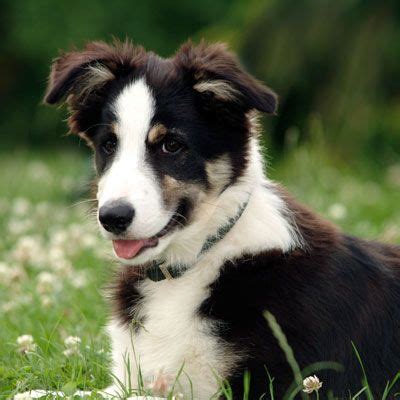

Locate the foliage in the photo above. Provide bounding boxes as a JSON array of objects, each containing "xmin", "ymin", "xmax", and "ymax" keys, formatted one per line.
[
  {"xmin": 0, "ymin": 0, "xmax": 236, "ymax": 149},
  {"xmin": 206, "ymin": 0, "xmax": 400, "ymax": 161},
  {"xmin": 1, "ymin": 0, "xmax": 400, "ymax": 164},
  {"xmin": 0, "ymin": 146, "xmax": 399, "ymax": 397},
  {"xmin": 1, "ymin": 0, "xmax": 400, "ymax": 397}
]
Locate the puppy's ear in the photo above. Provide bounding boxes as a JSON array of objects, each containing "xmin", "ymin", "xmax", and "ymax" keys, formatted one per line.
[
  {"xmin": 44, "ymin": 40, "xmax": 145, "ymax": 104},
  {"xmin": 44, "ymin": 40, "xmax": 146, "ymax": 134},
  {"xmin": 175, "ymin": 40, "xmax": 277, "ymax": 114}
]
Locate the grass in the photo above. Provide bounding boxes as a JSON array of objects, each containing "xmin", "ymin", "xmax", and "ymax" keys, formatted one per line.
[{"xmin": 1, "ymin": 144, "xmax": 400, "ymax": 399}]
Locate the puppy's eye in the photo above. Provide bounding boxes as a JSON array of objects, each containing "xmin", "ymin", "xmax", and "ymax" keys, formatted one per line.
[
  {"xmin": 102, "ymin": 135, "xmax": 117, "ymax": 155},
  {"xmin": 161, "ymin": 138, "xmax": 183, "ymax": 154}
]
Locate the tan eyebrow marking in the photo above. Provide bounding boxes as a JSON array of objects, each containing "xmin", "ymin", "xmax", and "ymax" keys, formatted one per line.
[
  {"xmin": 75, "ymin": 121, "xmax": 117, "ymax": 150},
  {"xmin": 111, "ymin": 121, "xmax": 119, "ymax": 136},
  {"xmin": 148, "ymin": 123, "xmax": 168, "ymax": 144}
]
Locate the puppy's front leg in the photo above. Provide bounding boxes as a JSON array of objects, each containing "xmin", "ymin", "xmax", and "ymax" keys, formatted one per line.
[{"xmin": 104, "ymin": 319, "xmax": 139, "ymax": 396}]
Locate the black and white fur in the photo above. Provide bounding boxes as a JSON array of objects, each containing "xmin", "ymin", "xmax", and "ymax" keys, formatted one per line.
[{"xmin": 45, "ymin": 40, "xmax": 400, "ymax": 399}]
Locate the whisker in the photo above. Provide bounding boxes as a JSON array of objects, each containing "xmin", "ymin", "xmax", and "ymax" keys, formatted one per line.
[
  {"xmin": 69, "ymin": 198, "xmax": 97, "ymax": 209},
  {"xmin": 170, "ymin": 218, "xmax": 186, "ymax": 229},
  {"xmin": 173, "ymin": 212, "xmax": 188, "ymax": 223}
]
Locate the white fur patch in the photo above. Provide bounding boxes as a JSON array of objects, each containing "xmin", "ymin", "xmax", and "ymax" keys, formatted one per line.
[
  {"xmin": 107, "ymin": 250, "xmax": 240, "ymax": 399},
  {"xmin": 97, "ymin": 78, "xmax": 175, "ymax": 264},
  {"xmin": 106, "ymin": 133, "xmax": 301, "ymax": 398},
  {"xmin": 205, "ymin": 154, "xmax": 233, "ymax": 191}
]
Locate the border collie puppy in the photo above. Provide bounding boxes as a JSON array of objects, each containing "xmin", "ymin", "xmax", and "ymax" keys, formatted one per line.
[{"xmin": 44, "ymin": 40, "xmax": 400, "ymax": 399}]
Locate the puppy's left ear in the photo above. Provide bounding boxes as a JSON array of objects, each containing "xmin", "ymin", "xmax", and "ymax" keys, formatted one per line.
[
  {"xmin": 43, "ymin": 40, "xmax": 146, "ymax": 135},
  {"xmin": 175, "ymin": 40, "xmax": 277, "ymax": 114}
]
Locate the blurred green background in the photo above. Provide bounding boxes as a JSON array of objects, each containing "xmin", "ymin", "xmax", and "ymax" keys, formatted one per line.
[
  {"xmin": 2, "ymin": 0, "xmax": 400, "ymax": 164},
  {"xmin": 1, "ymin": 2, "xmax": 400, "ymax": 395}
]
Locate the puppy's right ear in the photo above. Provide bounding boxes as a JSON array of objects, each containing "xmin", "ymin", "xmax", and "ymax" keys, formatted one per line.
[
  {"xmin": 44, "ymin": 40, "xmax": 146, "ymax": 134},
  {"xmin": 175, "ymin": 40, "xmax": 277, "ymax": 115},
  {"xmin": 44, "ymin": 41, "xmax": 114, "ymax": 105},
  {"xmin": 44, "ymin": 40, "xmax": 146, "ymax": 105}
]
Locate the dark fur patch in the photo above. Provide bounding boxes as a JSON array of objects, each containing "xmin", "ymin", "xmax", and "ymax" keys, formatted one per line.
[
  {"xmin": 199, "ymin": 195, "xmax": 400, "ymax": 398},
  {"xmin": 175, "ymin": 40, "xmax": 277, "ymax": 114},
  {"xmin": 109, "ymin": 266, "xmax": 145, "ymax": 327},
  {"xmin": 44, "ymin": 40, "xmax": 276, "ymax": 185}
]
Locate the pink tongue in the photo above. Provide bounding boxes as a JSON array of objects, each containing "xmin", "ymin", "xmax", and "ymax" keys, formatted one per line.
[{"xmin": 113, "ymin": 239, "xmax": 157, "ymax": 259}]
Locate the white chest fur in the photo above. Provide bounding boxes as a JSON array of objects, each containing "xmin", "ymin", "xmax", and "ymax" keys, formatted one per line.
[
  {"xmin": 106, "ymin": 183, "xmax": 299, "ymax": 398},
  {"xmin": 107, "ymin": 255, "xmax": 233, "ymax": 399}
]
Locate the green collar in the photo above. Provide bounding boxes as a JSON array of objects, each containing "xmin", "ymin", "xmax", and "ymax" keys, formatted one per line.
[{"xmin": 146, "ymin": 199, "xmax": 249, "ymax": 282}]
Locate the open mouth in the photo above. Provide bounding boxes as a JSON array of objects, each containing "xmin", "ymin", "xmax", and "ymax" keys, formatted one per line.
[{"xmin": 112, "ymin": 202, "xmax": 187, "ymax": 260}]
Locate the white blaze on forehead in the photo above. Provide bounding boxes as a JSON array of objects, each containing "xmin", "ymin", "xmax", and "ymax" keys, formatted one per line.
[{"xmin": 113, "ymin": 78, "xmax": 155, "ymax": 155}]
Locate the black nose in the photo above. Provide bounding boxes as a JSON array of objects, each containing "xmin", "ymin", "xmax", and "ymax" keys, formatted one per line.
[{"xmin": 99, "ymin": 201, "xmax": 135, "ymax": 234}]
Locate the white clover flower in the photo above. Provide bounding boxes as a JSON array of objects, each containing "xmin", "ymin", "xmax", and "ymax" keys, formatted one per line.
[
  {"xmin": 13, "ymin": 198, "xmax": 30, "ymax": 216},
  {"xmin": 8, "ymin": 219, "xmax": 33, "ymax": 235},
  {"xmin": 63, "ymin": 348, "xmax": 78, "ymax": 357},
  {"xmin": 0, "ymin": 262, "xmax": 10, "ymax": 282},
  {"xmin": 14, "ymin": 390, "xmax": 60, "ymax": 399},
  {"xmin": 12, "ymin": 235, "xmax": 45, "ymax": 266},
  {"xmin": 51, "ymin": 230, "xmax": 68, "ymax": 247},
  {"xmin": 40, "ymin": 295, "xmax": 53, "ymax": 308},
  {"xmin": 36, "ymin": 271, "xmax": 60, "ymax": 295},
  {"xmin": 70, "ymin": 271, "xmax": 88, "ymax": 288},
  {"xmin": 328, "ymin": 203, "xmax": 347, "ymax": 220},
  {"xmin": 28, "ymin": 160, "xmax": 51, "ymax": 181},
  {"xmin": 303, "ymin": 375, "xmax": 322, "ymax": 394},
  {"xmin": 0, "ymin": 262, "xmax": 26, "ymax": 285},
  {"xmin": 16, "ymin": 334, "xmax": 37, "ymax": 354},
  {"xmin": 63, "ymin": 335, "xmax": 82, "ymax": 357},
  {"xmin": 3, "ymin": 295, "xmax": 32, "ymax": 313},
  {"xmin": 48, "ymin": 246, "xmax": 66, "ymax": 263},
  {"xmin": 82, "ymin": 234, "xmax": 97, "ymax": 248},
  {"xmin": 13, "ymin": 392, "xmax": 33, "ymax": 400},
  {"xmin": 2, "ymin": 301, "xmax": 17, "ymax": 313},
  {"xmin": 64, "ymin": 335, "xmax": 81, "ymax": 347},
  {"xmin": 126, "ymin": 397, "xmax": 165, "ymax": 400},
  {"xmin": 47, "ymin": 245, "xmax": 73, "ymax": 277}
]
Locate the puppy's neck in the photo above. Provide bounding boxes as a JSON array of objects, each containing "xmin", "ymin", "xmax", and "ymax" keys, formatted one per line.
[{"xmin": 160, "ymin": 136, "xmax": 300, "ymax": 269}]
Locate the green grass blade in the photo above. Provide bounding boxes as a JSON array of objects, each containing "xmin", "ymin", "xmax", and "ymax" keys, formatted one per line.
[
  {"xmin": 264, "ymin": 311, "xmax": 307, "ymax": 400},
  {"xmin": 381, "ymin": 371, "xmax": 400, "ymax": 400},
  {"xmin": 168, "ymin": 361, "xmax": 185, "ymax": 398},
  {"xmin": 351, "ymin": 342, "xmax": 373, "ymax": 400},
  {"xmin": 264, "ymin": 366, "xmax": 275, "ymax": 400},
  {"xmin": 183, "ymin": 371, "xmax": 194, "ymax": 400},
  {"xmin": 243, "ymin": 370, "xmax": 251, "ymax": 400},
  {"xmin": 351, "ymin": 386, "xmax": 368, "ymax": 399}
]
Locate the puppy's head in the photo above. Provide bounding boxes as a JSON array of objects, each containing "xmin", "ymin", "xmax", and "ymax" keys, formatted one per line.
[{"xmin": 44, "ymin": 40, "xmax": 277, "ymax": 264}]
